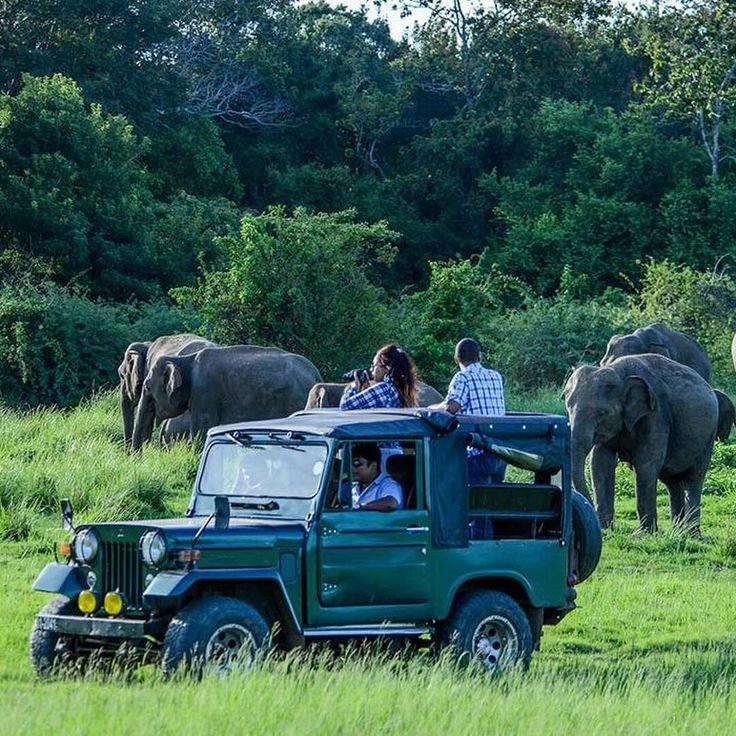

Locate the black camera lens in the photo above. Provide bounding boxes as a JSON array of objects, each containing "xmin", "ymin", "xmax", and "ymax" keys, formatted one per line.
[{"xmin": 342, "ymin": 368, "xmax": 372, "ymax": 383}]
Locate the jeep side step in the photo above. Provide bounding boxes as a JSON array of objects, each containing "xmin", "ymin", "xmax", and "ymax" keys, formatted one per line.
[{"xmin": 303, "ymin": 624, "xmax": 433, "ymax": 638}]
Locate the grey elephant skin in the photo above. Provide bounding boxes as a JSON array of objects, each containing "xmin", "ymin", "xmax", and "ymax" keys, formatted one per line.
[
  {"xmin": 118, "ymin": 334, "xmax": 215, "ymax": 448},
  {"xmin": 304, "ymin": 381, "xmax": 444, "ymax": 408},
  {"xmin": 714, "ymin": 389, "xmax": 735, "ymax": 442},
  {"xmin": 564, "ymin": 354, "xmax": 718, "ymax": 533},
  {"xmin": 159, "ymin": 412, "xmax": 193, "ymax": 447},
  {"xmin": 132, "ymin": 346, "xmax": 322, "ymax": 450},
  {"xmin": 601, "ymin": 323, "xmax": 736, "ymax": 440},
  {"xmin": 601, "ymin": 322, "xmax": 712, "ymax": 383}
]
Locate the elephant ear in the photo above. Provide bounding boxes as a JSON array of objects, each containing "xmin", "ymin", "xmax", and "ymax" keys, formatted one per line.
[
  {"xmin": 623, "ymin": 375, "xmax": 656, "ymax": 432},
  {"xmin": 130, "ymin": 350, "xmax": 147, "ymax": 399},
  {"xmin": 165, "ymin": 361, "xmax": 183, "ymax": 397}
]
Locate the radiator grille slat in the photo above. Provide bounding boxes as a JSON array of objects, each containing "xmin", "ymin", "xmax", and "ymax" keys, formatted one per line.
[{"xmin": 101, "ymin": 541, "xmax": 144, "ymax": 608}]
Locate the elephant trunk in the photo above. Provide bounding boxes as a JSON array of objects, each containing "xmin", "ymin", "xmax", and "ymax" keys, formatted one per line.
[
  {"xmin": 570, "ymin": 424, "xmax": 594, "ymax": 502},
  {"xmin": 121, "ymin": 388, "xmax": 134, "ymax": 450},
  {"xmin": 131, "ymin": 393, "xmax": 156, "ymax": 452}
]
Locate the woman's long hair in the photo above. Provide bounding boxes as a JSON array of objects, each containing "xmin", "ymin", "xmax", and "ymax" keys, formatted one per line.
[{"xmin": 376, "ymin": 343, "xmax": 418, "ymax": 408}]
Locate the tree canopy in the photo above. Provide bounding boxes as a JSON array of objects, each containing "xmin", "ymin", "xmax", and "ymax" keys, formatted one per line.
[{"xmin": 3, "ymin": 0, "xmax": 736, "ymax": 405}]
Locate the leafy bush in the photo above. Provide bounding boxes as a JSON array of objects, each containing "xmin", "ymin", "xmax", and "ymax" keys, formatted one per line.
[
  {"xmin": 398, "ymin": 258, "xmax": 627, "ymax": 393},
  {"xmin": 632, "ymin": 259, "xmax": 736, "ymax": 388},
  {"xmin": 490, "ymin": 287, "xmax": 630, "ymax": 392},
  {"xmin": 173, "ymin": 207, "xmax": 396, "ymax": 378},
  {"xmin": 397, "ymin": 256, "xmax": 530, "ymax": 389},
  {"xmin": 0, "ymin": 271, "xmax": 194, "ymax": 408}
]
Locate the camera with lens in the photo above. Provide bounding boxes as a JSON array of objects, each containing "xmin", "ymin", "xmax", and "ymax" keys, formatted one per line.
[{"xmin": 342, "ymin": 368, "xmax": 372, "ymax": 384}]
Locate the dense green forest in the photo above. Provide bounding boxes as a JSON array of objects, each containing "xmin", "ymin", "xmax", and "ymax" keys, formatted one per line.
[{"xmin": 2, "ymin": 0, "xmax": 736, "ymax": 407}]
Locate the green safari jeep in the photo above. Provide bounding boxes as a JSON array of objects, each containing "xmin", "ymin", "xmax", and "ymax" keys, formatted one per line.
[{"xmin": 30, "ymin": 409, "xmax": 601, "ymax": 676}]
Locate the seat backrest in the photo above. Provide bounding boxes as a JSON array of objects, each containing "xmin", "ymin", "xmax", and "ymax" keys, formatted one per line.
[{"xmin": 386, "ymin": 454, "xmax": 416, "ymax": 509}]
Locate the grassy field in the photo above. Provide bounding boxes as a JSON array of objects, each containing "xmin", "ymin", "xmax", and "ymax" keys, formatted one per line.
[{"xmin": 3, "ymin": 391, "xmax": 736, "ymax": 734}]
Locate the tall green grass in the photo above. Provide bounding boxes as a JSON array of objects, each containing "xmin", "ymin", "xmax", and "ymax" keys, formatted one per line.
[
  {"xmin": 2, "ymin": 392, "xmax": 736, "ymax": 734},
  {"xmin": 0, "ymin": 392, "xmax": 198, "ymax": 549}
]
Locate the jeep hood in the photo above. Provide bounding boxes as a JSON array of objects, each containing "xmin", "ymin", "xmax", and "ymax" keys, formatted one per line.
[{"xmin": 79, "ymin": 517, "xmax": 307, "ymax": 551}]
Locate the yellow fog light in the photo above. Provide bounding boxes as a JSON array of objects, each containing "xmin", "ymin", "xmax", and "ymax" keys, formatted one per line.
[
  {"xmin": 78, "ymin": 590, "xmax": 97, "ymax": 614},
  {"xmin": 104, "ymin": 591, "xmax": 124, "ymax": 616}
]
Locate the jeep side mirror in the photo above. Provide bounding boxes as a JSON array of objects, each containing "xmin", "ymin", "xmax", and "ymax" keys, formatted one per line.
[
  {"xmin": 61, "ymin": 498, "xmax": 74, "ymax": 532},
  {"xmin": 214, "ymin": 496, "xmax": 230, "ymax": 529}
]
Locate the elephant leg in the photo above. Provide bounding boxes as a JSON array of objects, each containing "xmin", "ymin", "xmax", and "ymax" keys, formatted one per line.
[
  {"xmin": 677, "ymin": 448, "xmax": 713, "ymax": 535},
  {"xmin": 665, "ymin": 478, "xmax": 686, "ymax": 525},
  {"xmin": 189, "ymin": 409, "xmax": 215, "ymax": 448},
  {"xmin": 590, "ymin": 445, "xmax": 617, "ymax": 529},
  {"xmin": 633, "ymin": 467, "xmax": 659, "ymax": 533},
  {"xmin": 682, "ymin": 486, "xmax": 702, "ymax": 535}
]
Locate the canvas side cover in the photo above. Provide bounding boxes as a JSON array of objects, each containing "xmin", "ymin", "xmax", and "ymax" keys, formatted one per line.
[{"xmin": 428, "ymin": 432, "xmax": 470, "ymax": 549}]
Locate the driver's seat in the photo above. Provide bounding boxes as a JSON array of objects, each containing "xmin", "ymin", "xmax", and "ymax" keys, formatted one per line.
[{"xmin": 386, "ymin": 454, "xmax": 416, "ymax": 509}]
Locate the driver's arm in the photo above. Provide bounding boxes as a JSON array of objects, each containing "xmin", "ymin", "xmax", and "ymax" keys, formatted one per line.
[{"xmin": 359, "ymin": 496, "xmax": 399, "ymax": 512}]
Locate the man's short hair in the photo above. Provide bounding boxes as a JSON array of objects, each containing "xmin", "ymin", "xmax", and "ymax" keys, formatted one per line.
[
  {"xmin": 455, "ymin": 337, "xmax": 481, "ymax": 365},
  {"xmin": 352, "ymin": 443, "xmax": 381, "ymax": 467}
]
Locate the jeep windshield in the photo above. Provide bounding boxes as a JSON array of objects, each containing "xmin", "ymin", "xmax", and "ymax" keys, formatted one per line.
[{"xmin": 196, "ymin": 439, "xmax": 328, "ymax": 519}]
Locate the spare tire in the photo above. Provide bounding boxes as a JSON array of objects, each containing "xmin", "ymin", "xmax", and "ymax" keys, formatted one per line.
[{"xmin": 571, "ymin": 490, "xmax": 602, "ymax": 583}]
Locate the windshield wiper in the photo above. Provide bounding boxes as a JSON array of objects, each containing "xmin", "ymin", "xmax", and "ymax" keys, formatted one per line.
[
  {"xmin": 268, "ymin": 432, "xmax": 306, "ymax": 451},
  {"xmin": 227, "ymin": 431, "xmax": 253, "ymax": 447},
  {"xmin": 230, "ymin": 499, "xmax": 280, "ymax": 511}
]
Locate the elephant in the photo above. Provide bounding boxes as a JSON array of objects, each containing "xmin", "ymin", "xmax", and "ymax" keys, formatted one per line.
[
  {"xmin": 131, "ymin": 345, "xmax": 322, "ymax": 451},
  {"xmin": 601, "ymin": 322, "xmax": 712, "ymax": 383},
  {"xmin": 118, "ymin": 334, "xmax": 215, "ymax": 448},
  {"xmin": 304, "ymin": 381, "xmax": 444, "ymax": 409},
  {"xmin": 715, "ymin": 389, "xmax": 735, "ymax": 442},
  {"xmin": 563, "ymin": 354, "xmax": 718, "ymax": 533},
  {"xmin": 159, "ymin": 413, "xmax": 193, "ymax": 448}
]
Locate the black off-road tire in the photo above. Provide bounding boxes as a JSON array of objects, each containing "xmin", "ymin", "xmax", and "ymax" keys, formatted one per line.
[
  {"xmin": 439, "ymin": 590, "xmax": 533, "ymax": 672},
  {"xmin": 571, "ymin": 490, "xmax": 603, "ymax": 583},
  {"xmin": 161, "ymin": 597, "xmax": 271, "ymax": 678},
  {"xmin": 29, "ymin": 596, "xmax": 78, "ymax": 678}
]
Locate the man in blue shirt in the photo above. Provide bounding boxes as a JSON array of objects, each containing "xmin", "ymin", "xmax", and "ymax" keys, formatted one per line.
[
  {"xmin": 433, "ymin": 338, "xmax": 507, "ymax": 485},
  {"xmin": 350, "ymin": 443, "xmax": 404, "ymax": 511}
]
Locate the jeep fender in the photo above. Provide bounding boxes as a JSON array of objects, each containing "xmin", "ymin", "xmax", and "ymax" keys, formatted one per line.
[
  {"xmin": 33, "ymin": 563, "xmax": 85, "ymax": 598},
  {"xmin": 144, "ymin": 568, "xmax": 302, "ymax": 635},
  {"xmin": 441, "ymin": 571, "xmax": 536, "ymax": 621}
]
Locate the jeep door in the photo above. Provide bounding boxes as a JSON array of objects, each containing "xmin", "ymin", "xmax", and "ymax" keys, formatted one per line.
[{"xmin": 313, "ymin": 440, "xmax": 432, "ymax": 623}]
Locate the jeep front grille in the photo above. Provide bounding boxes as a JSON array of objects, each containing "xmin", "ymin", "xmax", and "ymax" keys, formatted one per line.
[{"xmin": 101, "ymin": 541, "xmax": 145, "ymax": 608}]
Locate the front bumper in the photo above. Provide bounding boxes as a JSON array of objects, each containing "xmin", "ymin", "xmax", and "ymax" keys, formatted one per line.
[{"xmin": 35, "ymin": 614, "xmax": 166, "ymax": 639}]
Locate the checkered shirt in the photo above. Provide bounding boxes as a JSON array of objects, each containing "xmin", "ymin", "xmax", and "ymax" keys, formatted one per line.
[
  {"xmin": 445, "ymin": 361, "xmax": 506, "ymax": 456},
  {"xmin": 339, "ymin": 380, "xmax": 401, "ymax": 410}
]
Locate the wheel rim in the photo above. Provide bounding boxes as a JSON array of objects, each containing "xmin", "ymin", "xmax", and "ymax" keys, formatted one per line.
[
  {"xmin": 204, "ymin": 623, "xmax": 257, "ymax": 675},
  {"xmin": 471, "ymin": 614, "xmax": 520, "ymax": 671}
]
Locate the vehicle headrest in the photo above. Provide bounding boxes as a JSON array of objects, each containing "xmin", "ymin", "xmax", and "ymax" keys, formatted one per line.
[{"xmin": 386, "ymin": 454, "xmax": 414, "ymax": 476}]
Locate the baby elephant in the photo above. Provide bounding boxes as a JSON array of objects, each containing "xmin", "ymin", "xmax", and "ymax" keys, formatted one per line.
[{"xmin": 564, "ymin": 354, "xmax": 718, "ymax": 533}]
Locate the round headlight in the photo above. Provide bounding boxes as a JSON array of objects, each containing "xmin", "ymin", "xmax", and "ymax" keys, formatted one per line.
[
  {"xmin": 73, "ymin": 529, "xmax": 99, "ymax": 564},
  {"xmin": 140, "ymin": 530, "xmax": 167, "ymax": 567}
]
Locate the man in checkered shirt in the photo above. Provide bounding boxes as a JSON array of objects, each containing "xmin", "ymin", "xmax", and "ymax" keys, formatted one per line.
[{"xmin": 434, "ymin": 337, "xmax": 507, "ymax": 485}]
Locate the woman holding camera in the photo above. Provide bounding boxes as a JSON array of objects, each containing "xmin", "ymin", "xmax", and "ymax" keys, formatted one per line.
[{"xmin": 339, "ymin": 343, "xmax": 419, "ymax": 410}]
